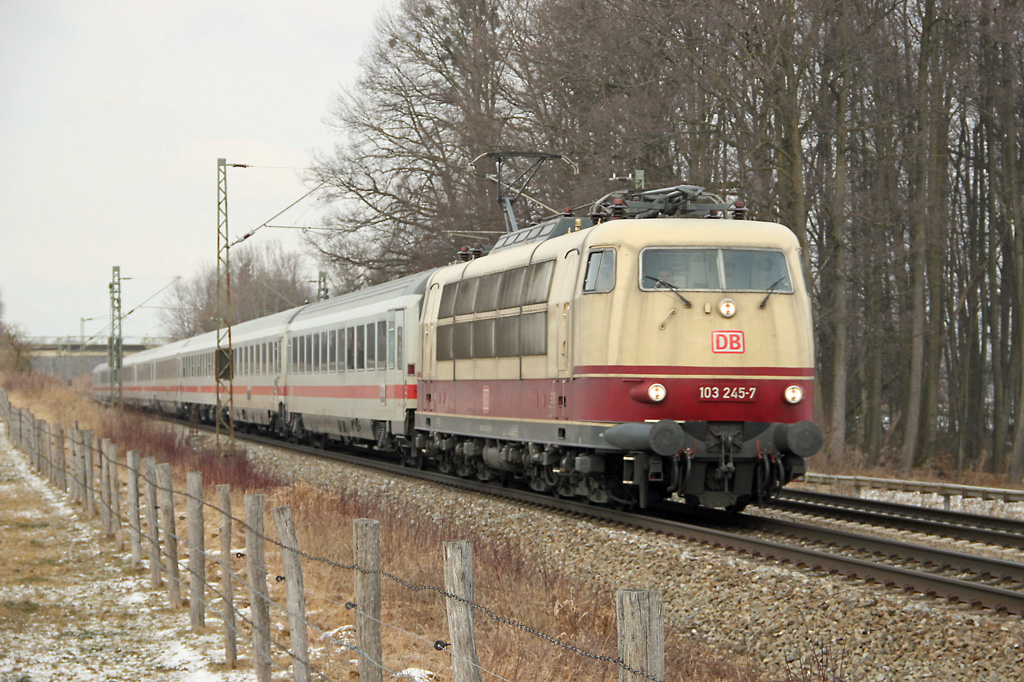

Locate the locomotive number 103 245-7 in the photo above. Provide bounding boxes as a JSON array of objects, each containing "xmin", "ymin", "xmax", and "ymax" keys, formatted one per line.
[{"xmin": 697, "ymin": 385, "xmax": 757, "ymax": 401}]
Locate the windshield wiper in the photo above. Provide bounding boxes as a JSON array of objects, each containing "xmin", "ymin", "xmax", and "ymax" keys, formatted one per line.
[
  {"xmin": 758, "ymin": 276, "xmax": 789, "ymax": 309},
  {"xmin": 643, "ymin": 275, "xmax": 692, "ymax": 308}
]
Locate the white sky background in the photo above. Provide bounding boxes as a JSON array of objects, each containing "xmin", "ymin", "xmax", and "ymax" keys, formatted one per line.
[{"xmin": 0, "ymin": 0, "xmax": 388, "ymax": 342}]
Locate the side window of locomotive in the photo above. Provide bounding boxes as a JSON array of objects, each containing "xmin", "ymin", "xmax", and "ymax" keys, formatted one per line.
[
  {"xmin": 454, "ymin": 277, "xmax": 478, "ymax": 316},
  {"xmin": 523, "ymin": 260, "xmax": 555, "ymax": 305},
  {"xmin": 520, "ymin": 312, "xmax": 547, "ymax": 355},
  {"xmin": 472, "ymin": 319, "xmax": 495, "ymax": 358},
  {"xmin": 438, "ymin": 282, "xmax": 459, "ymax": 319},
  {"xmin": 436, "ymin": 324, "xmax": 454, "ymax": 361},
  {"xmin": 495, "ymin": 316, "xmax": 520, "ymax": 357},
  {"xmin": 474, "ymin": 272, "xmax": 501, "ymax": 312},
  {"xmin": 583, "ymin": 249, "xmax": 616, "ymax": 293},
  {"xmin": 497, "ymin": 266, "xmax": 526, "ymax": 308},
  {"xmin": 453, "ymin": 321, "xmax": 473, "ymax": 360},
  {"xmin": 721, "ymin": 249, "xmax": 792, "ymax": 292},
  {"xmin": 640, "ymin": 248, "xmax": 720, "ymax": 290}
]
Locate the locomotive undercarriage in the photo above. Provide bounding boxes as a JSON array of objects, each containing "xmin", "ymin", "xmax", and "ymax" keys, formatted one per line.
[{"xmin": 410, "ymin": 418, "xmax": 821, "ymax": 512}]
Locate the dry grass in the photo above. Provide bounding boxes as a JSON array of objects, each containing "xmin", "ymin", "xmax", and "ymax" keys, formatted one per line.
[{"xmin": 4, "ymin": 372, "xmax": 848, "ymax": 681}]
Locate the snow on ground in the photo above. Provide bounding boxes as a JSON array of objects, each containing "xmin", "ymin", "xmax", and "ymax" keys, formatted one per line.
[{"xmin": 0, "ymin": 419, "xmax": 256, "ymax": 682}]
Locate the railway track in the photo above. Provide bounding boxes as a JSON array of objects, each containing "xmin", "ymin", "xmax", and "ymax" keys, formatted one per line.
[
  {"xmin": 194, "ymin": 423, "xmax": 1024, "ymax": 618},
  {"xmin": 768, "ymin": 488, "xmax": 1024, "ymax": 549}
]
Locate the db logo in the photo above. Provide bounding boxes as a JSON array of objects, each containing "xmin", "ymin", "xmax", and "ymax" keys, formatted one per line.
[{"xmin": 712, "ymin": 331, "xmax": 745, "ymax": 354}]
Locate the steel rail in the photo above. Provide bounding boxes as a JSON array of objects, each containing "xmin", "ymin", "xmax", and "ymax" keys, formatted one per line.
[
  {"xmin": 720, "ymin": 512, "xmax": 1024, "ymax": 585},
  {"xmin": 770, "ymin": 489, "xmax": 1024, "ymax": 548}
]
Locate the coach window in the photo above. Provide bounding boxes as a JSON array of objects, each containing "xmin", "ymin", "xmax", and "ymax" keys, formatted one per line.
[
  {"xmin": 315, "ymin": 329, "xmax": 323, "ymax": 372},
  {"xmin": 342, "ymin": 325, "xmax": 350, "ymax": 368},
  {"xmin": 346, "ymin": 328, "xmax": 355, "ymax": 370},
  {"xmin": 366, "ymin": 322, "xmax": 377, "ymax": 369},
  {"xmin": 387, "ymin": 318, "xmax": 396, "ymax": 369},
  {"xmin": 583, "ymin": 249, "xmax": 616, "ymax": 293},
  {"xmin": 355, "ymin": 325, "xmax": 365, "ymax": 370},
  {"xmin": 397, "ymin": 326, "xmax": 405, "ymax": 372},
  {"xmin": 377, "ymin": 320, "xmax": 387, "ymax": 369}
]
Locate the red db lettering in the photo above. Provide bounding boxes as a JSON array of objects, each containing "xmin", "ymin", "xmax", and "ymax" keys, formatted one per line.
[{"xmin": 711, "ymin": 331, "xmax": 745, "ymax": 354}]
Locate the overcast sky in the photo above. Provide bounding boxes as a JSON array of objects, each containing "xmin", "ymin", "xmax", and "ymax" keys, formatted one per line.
[{"xmin": 0, "ymin": 0, "xmax": 388, "ymax": 342}]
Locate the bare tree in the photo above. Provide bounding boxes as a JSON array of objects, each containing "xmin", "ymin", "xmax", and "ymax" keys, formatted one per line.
[
  {"xmin": 308, "ymin": 0, "xmax": 529, "ymax": 289},
  {"xmin": 160, "ymin": 243, "xmax": 316, "ymax": 340}
]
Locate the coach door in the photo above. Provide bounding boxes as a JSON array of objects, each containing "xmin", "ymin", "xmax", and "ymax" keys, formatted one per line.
[{"xmin": 383, "ymin": 310, "xmax": 405, "ymax": 408}]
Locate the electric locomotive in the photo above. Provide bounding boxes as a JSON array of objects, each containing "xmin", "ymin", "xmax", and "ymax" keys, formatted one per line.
[{"xmin": 415, "ymin": 185, "xmax": 822, "ymax": 511}]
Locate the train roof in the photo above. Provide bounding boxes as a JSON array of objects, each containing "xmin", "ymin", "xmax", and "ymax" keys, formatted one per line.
[
  {"xmin": 488, "ymin": 183, "xmax": 750, "ymax": 254},
  {"xmin": 97, "ymin": 270, "xmax": 436, "ymax": 372}
]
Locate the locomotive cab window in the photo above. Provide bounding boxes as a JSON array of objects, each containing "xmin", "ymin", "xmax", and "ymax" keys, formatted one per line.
[
  {"xmin": 640, "ymin": 248, "xmax": 791, "ymax": 293},
  {"xmin": 583, "ymin": 249, "xmax": 616, "ymax": 293}
]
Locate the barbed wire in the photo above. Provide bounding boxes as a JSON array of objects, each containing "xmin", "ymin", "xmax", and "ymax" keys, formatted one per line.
[{"xmin": 0, "ymin": 401, "xmax": 666, "ymax": 682}]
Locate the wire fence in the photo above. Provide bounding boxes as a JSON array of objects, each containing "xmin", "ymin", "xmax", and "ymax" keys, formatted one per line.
[{"xmin": 0, "ymin": 389, "xmax": 666, "ymax": 682}]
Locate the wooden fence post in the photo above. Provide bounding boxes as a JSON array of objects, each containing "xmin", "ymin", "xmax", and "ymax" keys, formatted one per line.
[
  {"xmin": 187, "ymin": 471, "xmax": 206, "ymax": 631},
  {"xmin": 157, "ymin": 462, "xmax": 181, "ymax": 608},
  {"xmin": 217, "ymin": 484, "xmax": 237, "ymax": 669},
  {"xmin": 54, "ymin": 424, "xmax": 66, "ymax": 492},
  {"xmin": 42, "ymin": 420, "xmax": 51, "ymax": 483},
  {"xmin": 245, "ymin": 493, "xmax": 272, "ymax": 682},
  {"xmin": 109, "ymin": 441, "xmax": 122, "ymax": 540},
  {"xmin": 69, "ymin": 426, "xmax": 80, "ymax": 503},
  {"xmin": 274, "ymin": 505, "xmax": 311, "ymax": 682},
  {"xmin": 143, "ymin": 457, "xmax": 162, "ymax": 587},
  {"xmin": 615, "ymin": 589, "xmax": 664, "ymax": 682},
  {"xmin": 100, "ymin": 438, "xmax": 113, "ymax": 535},
  {"xmin": 83, "ymin": 430, "xmax": 95, "ymax": 518},
  {"xmin": 354, "ymin": 518, "xmax": 383, "ymax": 682},
  {"xmin": 443, "ymin": 540, "xmax": 483, "ymax": 682},
  {"xmin": 126, "ymin": 450, "xmax": 143, "ymax": 566}
]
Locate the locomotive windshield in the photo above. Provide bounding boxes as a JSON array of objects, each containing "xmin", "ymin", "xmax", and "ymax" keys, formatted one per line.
[{"xmin": 640, "ymin": 248, "xmax": 792, "ymax": 293}]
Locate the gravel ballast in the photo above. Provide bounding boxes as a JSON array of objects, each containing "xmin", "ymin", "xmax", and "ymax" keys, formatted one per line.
[{"xmin": 241, "ymin": 441, "xmax": 1024, "ymax": 682}]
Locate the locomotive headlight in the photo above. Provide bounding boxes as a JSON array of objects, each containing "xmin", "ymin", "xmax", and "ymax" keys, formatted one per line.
[
  {"xmin": 783, "ymin": 385, "xmax": 804, "ymax": 404},
  {"xmin": 718, "ymin": 298, "xmax": 737, "ymax": 318},
  {"xmin": 647, "ymin": 383, "xmax": 667, "ymax": 403}
]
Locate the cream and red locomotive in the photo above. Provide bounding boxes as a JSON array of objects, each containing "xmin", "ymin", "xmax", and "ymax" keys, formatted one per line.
[{"xmin": 95, "ymin": 184, "xmax": 822, "ymax": 511}]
